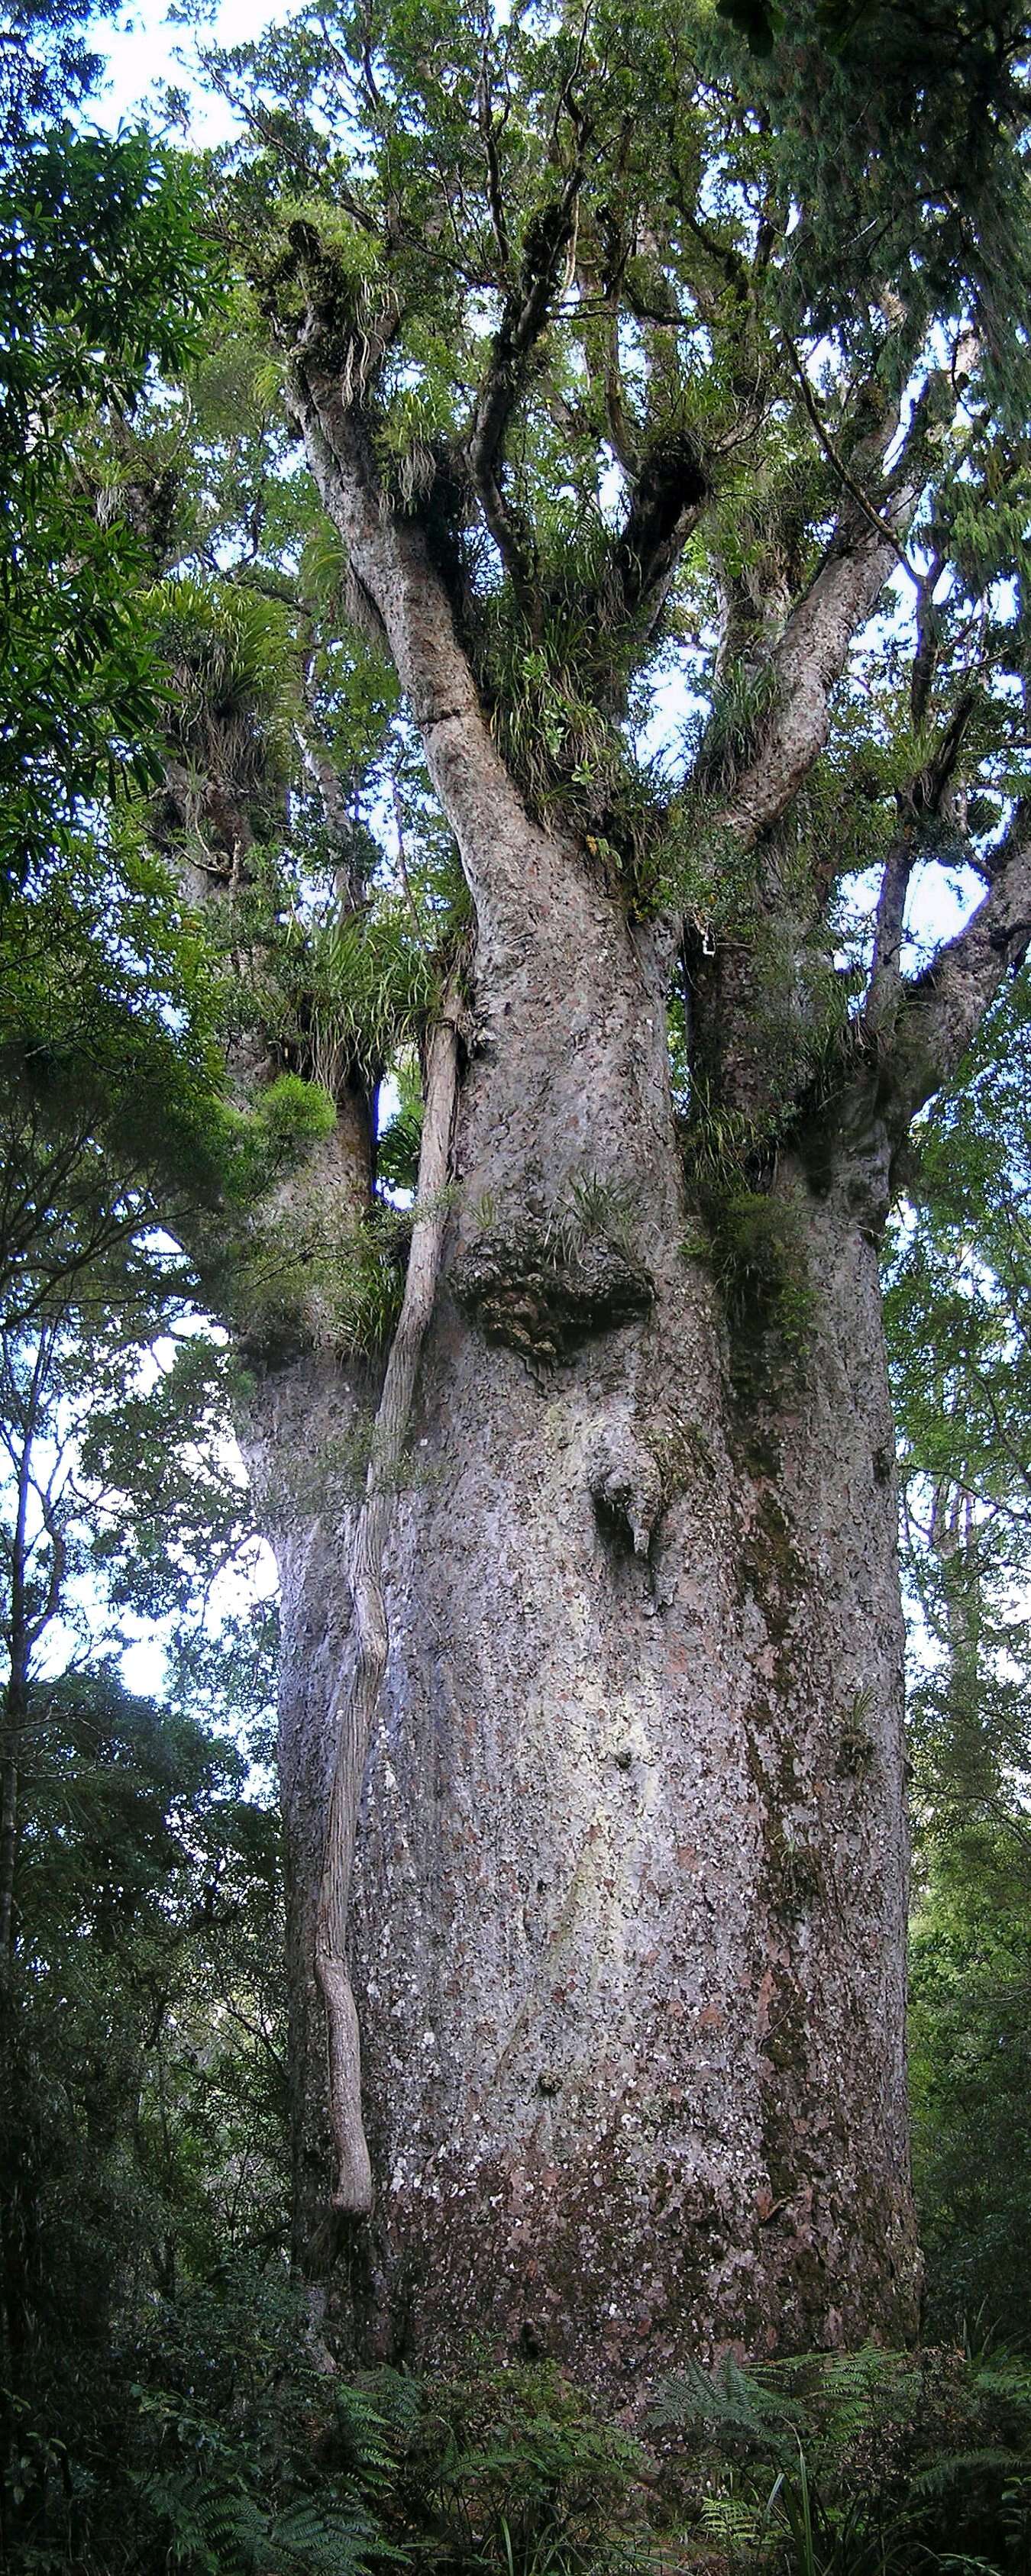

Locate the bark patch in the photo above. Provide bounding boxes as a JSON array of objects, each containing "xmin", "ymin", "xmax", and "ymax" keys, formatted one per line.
[{"xmin": 451, "ymin": 1221, "xmax": 654, "ymax": 1365}]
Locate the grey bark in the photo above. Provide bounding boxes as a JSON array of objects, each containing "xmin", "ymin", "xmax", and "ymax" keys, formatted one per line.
[
  {"xmin": 316, "ymin": 1004, "xmax": 459, "ymax": 2215},
  {"xmin": 236, "ymin": 1103, "xmax": 376, "ymax": 2263},
  {"xmin": 239, "ymin": 322, "xmax": 1031, "ymax": 2385},
  {"xmin": 263, "ymin": 818, "xmax": 921, "ymax": 2381}
]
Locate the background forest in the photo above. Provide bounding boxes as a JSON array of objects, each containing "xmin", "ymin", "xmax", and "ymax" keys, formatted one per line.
[{"xmin": 6, "ymin": 0, "xmax": 1031, "ymax": 2566}]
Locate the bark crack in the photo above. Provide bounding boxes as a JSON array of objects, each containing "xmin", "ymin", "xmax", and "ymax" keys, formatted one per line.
[{"xmin": 315, "ymin": 1002, "xmax": 459, "ymax": 2213}]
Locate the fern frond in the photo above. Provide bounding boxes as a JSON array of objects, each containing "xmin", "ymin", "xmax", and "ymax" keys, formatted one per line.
[
  {"xmin": 649, "ymin": 2353, "xmax": 806, "ymax": 2456},
  {"xmin": 698, "ymin": 2490, "xmax": 766, "ymax": 2545},
  {"xmin": 907, "ymin": 2445, "xmax": 1029, "ymax": 2500},
  {"xmin": 268, "ymin": 2495, "xmax": 383, "ymax": 2573}
]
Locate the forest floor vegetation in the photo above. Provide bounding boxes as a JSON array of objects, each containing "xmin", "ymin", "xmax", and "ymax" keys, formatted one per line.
[{"xmin": 6, "ymin": 2259, "xmax": 1031, "ymax": 2576}]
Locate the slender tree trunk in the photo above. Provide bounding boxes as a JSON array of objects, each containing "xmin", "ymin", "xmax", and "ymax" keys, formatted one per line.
[
  {"xmin": 1, "ymin": 1367, "xmax": 40, "ymax": 1973},
  {"xmin": 265, "ymin": 804, "xmax": 919, "ymax": 2384},
  {"xmin": 315, "ymin": 1004, "xmax": 459, "ymax": 2219},
  {"xmin": 0, "ymin": 1681, "xmax": 21, "ymax": 1969}
]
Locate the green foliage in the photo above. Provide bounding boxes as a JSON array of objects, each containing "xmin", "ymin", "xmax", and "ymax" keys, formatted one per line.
[
  {"xmin": 0, "ymin": 0, "xmax": 102, "ymax": 139},
  {"xmin": 275, "ymin": 904, "xmax": 444, "ymax": 1086},
  {"xmin": 205, "ymin": 0, "xmax": 1031, "ymax": 877},
  {"xmin": 0, "ymin": 1072, "xmax": 285, "ymax": 2571},
  {"xmin": 690, "ymin": 663, "xmax": 782, "ymax": 805},
  {"xmin": 150, "ymin": 575, "xmax": 302, "ymax": 838},
  {"xmin": 0, "ymin": 118, "xmax": 215, "ymax": 889},
  {"xmin": 23, "ymin": 2332, "xmax": 1029, "ymax": 2576},
  {"xmin": 651, "ymin": 2345, "xmax": 1031, "ymax": 2571},
  {"xmin": 137, "ymin": 2464, "xmax": 383, "ymax": 2576},
  {"xmin": 0, "ymin": 831, "xmax": 232, "ymax": 1341},
  {"xmin": 6, "ymin": 2291, "xmax": 651, "ymax": 2576},
  {"xmin": 910, "ymin": 1890, "xmax": 1031, "ymax": 2353},
  {"xmin": 0, "ymin": 1693, "xmax": 286, "ymax": 2574},
  {"xmin": 884, "ymin": 980, "xmax": 1031, "ymax": 2347},
  {"xmin": 389, "ymin": 2364, "xmax": 648, "ymax": 2576},
  {"xmin": 227, "ymin": 1193, "xmax": 413, "ymax": 1363},
  {"xmin": 480, "ymin": 602, "xmax": 656, "ymax": 870},
  {"xmin": 256, "ymin": 1074, "xmax": 338, "ymax": 1154},
  {"xmin": 377, "ymin": 1059, "xmax": 425, "ymax": 1196},
  {"xmin": 130, "ymin": 2350, "xmax": 648, "ymax": 2576}
]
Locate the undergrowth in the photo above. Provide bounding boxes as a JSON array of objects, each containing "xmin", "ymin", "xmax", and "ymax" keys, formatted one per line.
[
  {"xmin": 5, "ymin": 2270, "xmax": 1031, "ymax": 2576},
  {"xmin": 649, "ymin": 2345, "xmax": 1031, "ymax": 2572}
]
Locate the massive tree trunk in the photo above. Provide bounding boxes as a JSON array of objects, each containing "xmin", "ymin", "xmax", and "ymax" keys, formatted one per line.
[
  {"xmin": 260, "ymin": 782, "xmax": 920, "ymax": 2381},
  {"xmin": 218, "ymin": 183, "xmax": 1029, "ymax": 2384}
]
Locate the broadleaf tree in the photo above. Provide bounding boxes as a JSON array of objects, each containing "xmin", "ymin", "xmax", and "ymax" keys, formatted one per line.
[{"xmin": 110, "ymin": 0, "xmax": 1031, "ymax": 2378}]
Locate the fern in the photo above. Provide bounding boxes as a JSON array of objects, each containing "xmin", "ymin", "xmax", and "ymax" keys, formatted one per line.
[
  {"xmin": 269, "ymin": 2496, "xmax": 388, "ymax": 2574},
  {"xmin": 650, "ymin": 2352, "xmax": 807, "ymax": 2461},
  {"xmin": 698, "ymin": 2487, "xmax": 770, "ymax": 2549},
  {"xmin": 907, "ymin": 2446, "xmax": 1029, "ymax": 2501},
  {"xmin": 651, "ymin": 2345, "xmax": 1031, "ymax": 2576},
  {"xmin": 140, "ymin": 2471, "xmax": 393, "ymax": 2576},
  {"xmin": 137, "ymin": 2471, "xmax": 267, "ymax": 2574},
  {"xmin": 330, "ymin": 2372, "xmax": 423, "ymax": 2503}
]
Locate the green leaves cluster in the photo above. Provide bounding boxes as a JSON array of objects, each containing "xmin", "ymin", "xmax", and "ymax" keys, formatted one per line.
[
  {"xmin": 884, "ymin": 980, "xmax": 1031, "ymax": 2347},
  {"xmin": 0, "ymin": 118, "xmax": 215, "ymax": 888}
]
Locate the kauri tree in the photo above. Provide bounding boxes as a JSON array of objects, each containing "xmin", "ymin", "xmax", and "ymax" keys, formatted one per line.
[{"xmin": 127, "ymin": 0, "xmax": 1031, "ymax": 2381}]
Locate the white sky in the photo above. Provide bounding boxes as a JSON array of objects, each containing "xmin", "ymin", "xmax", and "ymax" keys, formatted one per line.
[{"xmin": 95, "ymin": 0, "xmax": 264, "ymax": 137}]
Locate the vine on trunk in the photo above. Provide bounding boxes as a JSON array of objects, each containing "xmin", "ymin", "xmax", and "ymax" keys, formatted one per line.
[{"xmin": 315, "ymin": 1002, "xmax": 460, "ymax": 2213}]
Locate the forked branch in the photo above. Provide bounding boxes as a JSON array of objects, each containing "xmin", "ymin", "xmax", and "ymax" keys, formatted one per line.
[
  {"xmin": 315, "ymin": 1000, "xmax": 460, "ymax": 2213},
  {"xmin": 609, "ymin": 429, "xmax": 709, "ymax": 634},
  {"xmin": 466, "ymin": 163, "xmax": 585, "ymax": 603}
]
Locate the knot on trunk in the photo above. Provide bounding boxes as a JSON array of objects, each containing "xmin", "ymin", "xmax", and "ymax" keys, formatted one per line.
[
  {"xmin": 451, "ymin": 1219, "xmax": 654, "ymax": 1366},
  {"xmin": 587, "ymin": 1421, "xmax": 663, "ymax": 1555}
]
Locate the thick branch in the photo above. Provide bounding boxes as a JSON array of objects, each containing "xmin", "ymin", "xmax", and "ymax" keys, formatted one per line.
[
  {"xmin": 891, "ymin": 826, "xmax": 1031, "ymax": 1120},
  {"xmin": 315, "ymin": 1005, "xmax": 459, "ymax": 2212},
  {"xmin": 712, "ymin": 482, "xmax": 918, "ymax": 855},
  {"xmin": 289, "ymin": 362, "xmax": 544, "ymax": 971},
  {"xmin": 910, "ymin": 554, "xmax": 946, "ymax": 726},
  {"xmin": 609, "ymin": 429, "xmax": 709, "ymax": 635},
  {"xmin": 466, "ymin": 167, "xmax": 584, "ymax": 602},
  {"xmin": 865, "ymin": 831, "xmax": 919, "ymax": 1044},
  {"xmin": 865, "ymin": 833, "xmax": 918, "ymax": 1043},
  {"xmin": 598, "ymin": 302, "xmax": 638, "ymax": 474}
]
